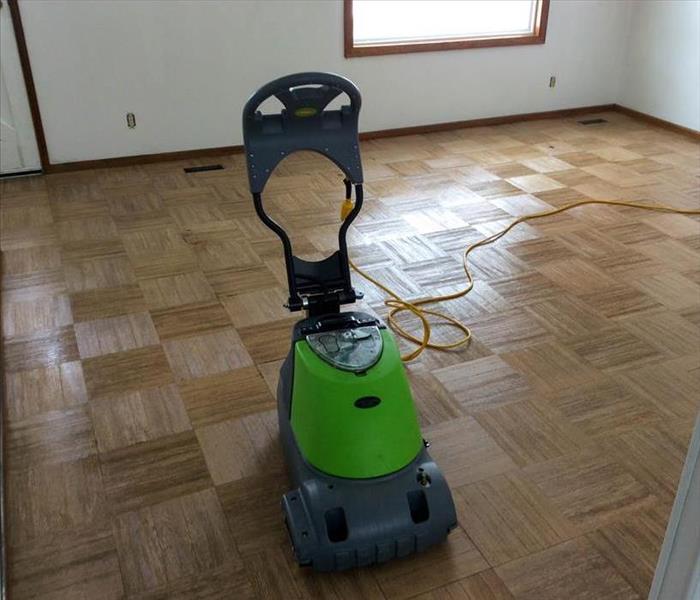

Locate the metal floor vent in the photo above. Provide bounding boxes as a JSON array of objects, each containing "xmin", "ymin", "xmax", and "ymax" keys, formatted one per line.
[
  {"xmin": 578, "ymin": 118, "xmax": 608, "ymax": 125},
  {"xmin": 184, "ymin": 164, "xmax": 224, "ymax": 173}
]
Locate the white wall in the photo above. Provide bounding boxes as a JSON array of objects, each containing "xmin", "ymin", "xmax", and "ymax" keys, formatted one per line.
[
  {"xmin": 620, "ymin": 0, "xmax": 700, "ymax": 132},
  {"xmin": 18, "ymin": 0, "xmax": 631, "ymax": 164}
]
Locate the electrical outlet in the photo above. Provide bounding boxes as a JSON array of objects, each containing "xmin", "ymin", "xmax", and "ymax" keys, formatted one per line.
[
  {"xmin": 126, "ymin": 112, "xmax": 136, "ymax": 129},
  {"xmin": 549, "ymin": 76, "xmax": 556, "ymax": 88}
]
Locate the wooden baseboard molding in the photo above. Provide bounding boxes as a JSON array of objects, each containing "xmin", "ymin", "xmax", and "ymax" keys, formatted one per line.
[
  {"xmin": 43, "ymin": 103, "xmax": 698, "ymax": 174},
  {"xmin": 613, "ymin": 104, "xmax": 700, "ymax": 140},
  {"xmin": 45, "ymin": 145, "xmax": 244, "ymax": 174},
  {"xmin": 360, "ymin": 104, "xmax": 616, "ymax": 140}
]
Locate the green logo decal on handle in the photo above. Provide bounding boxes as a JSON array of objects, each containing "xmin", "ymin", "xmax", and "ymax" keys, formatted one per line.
[{"xmin": 294, "ymin": 106, "xmax": 318, "ymax": 118}]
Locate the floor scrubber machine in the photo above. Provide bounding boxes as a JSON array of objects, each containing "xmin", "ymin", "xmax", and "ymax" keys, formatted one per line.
[{"xmin": 242, "ymin": 73, "xmax": 457, "ymax": 571}]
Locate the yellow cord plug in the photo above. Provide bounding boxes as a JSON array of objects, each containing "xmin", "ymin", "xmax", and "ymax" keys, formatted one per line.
[{"xmin": 340, "ymin": 198, "xmax": 354, "ymax": 221}]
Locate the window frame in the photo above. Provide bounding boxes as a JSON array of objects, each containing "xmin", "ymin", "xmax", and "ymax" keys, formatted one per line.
[{"xmin": 344, "ymin": 0, "xmax": 550, "ymax": 58}]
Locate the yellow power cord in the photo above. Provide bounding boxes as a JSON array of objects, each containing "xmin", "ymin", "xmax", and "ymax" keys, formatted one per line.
[{"xmin": 344, "ymin": 199, "xmax": 700, "ymax": 362}]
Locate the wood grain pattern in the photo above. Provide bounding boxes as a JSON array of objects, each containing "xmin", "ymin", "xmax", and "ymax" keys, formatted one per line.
[
  {"xmin": 179, "ymin": 366, "xmax": 274, "ymax": 427},
  {"xmin": 2, "ymin": 111, "xmax": 698, "ymax": 598},
  {"xmin": 112, "ymin": 489, "xmax": 240, "ymax": 595},
  {"xmin": 524, "ymin": 446, "xmax": 655, "ymax": 532},
  {"xmin": 90, "ymin": 384, "xmax": 191, "ymax": 452},
  {"xmin": 100, "ymin": 431, "xmax": 211, "ymax": 513},
  {"xmin": 7, "ymin": 456, "xmax": 106, "ymax": 547},
  {"xmin": 424, "ymin": 416, "xmax": 517, "ymax": 487},
  {"xmin": 162, "ymin": 328, "xmax": 252, "ymax": 381},
  {"xmin": 196, "ymin": 410, "xmax": 282, "ymax": 485},
  {"xmin": 82, "ymin": 345, "xmax": 173, "ymax": 400},
  {"xmin": 495, "ymin": 538, "xmax": 638, "ymax": 600},
  {"xmin": 9, "ymin": 522, "xmax": 124, "ymax": 600},
  {"xmin": 74, "ymin": 311, "xmax": 159, "ymax": 358},
  {"xmin": 455, "ymin": 472, "xmax": 576, "ymax": 566},
  {"xmin": 475, "ymin": 400, "xmax": 584, "ymax": 467}
]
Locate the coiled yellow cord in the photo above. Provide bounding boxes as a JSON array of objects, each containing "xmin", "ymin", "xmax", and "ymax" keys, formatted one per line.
[{"xmin": 347, "ymin": 199, "xmax": 700, "ymax": 362}]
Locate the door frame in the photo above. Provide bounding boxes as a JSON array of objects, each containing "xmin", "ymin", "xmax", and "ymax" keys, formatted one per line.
[
  {"xmin": 649, "ymin": 412, "xmax": 700, "ymax": 600},
  {"xmin": 5, "ymin": 0, "xmax": 49, "ymax": 172}
]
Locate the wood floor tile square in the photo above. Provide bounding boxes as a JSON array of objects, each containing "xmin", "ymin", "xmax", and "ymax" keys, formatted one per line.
[
  {"xmin": 69, "ymin": 284, "xmax": 147, "ymax": 322},
  {"xmin": 112, "ymin": 488, "xmax": 237, "ymax": 595},
  {"xmin": 433, "ymin": 355, "xmax": 531, "ymax": 414},
  {"xmin": 139, "ymin": 270, "xmax": 215, "ymax": 310},
  {"xmin": 150, "ymin": 300, "xmax": 232, "ymax": 340},
  {"xmin": 1, "ymin": 204, "xmax": 53, "ymax": 230},
  {"xmin": 2, "ymin": 244, "xmax": 62, "ymax": 276},
  {"xmin": 179, "ymin": 366, "xmax": 274, "ymax": 427},
  {"xmin": 196, "ymin": 410, "xmax": 282, "ymax": 485},
  {"xmin": 631, "ymin": 271, "xmax": 700, "ymax": 311},
  {"xmin": 204, "ymin": 264, "xmax": 278, "ymax": 296},
  {"xmin": 57, "ymin": 215, "xmax": 119, "ymax": 244},
  {"xmin": 495, "ymin": 538, "xmax": 638, "ymax": 600},
  {"xmin": 3, "ymin": 326, "xmax": 79, "ymax": 373},
  {"xmin": 469, "ymin": 308, "xmax": 551, "ymax": 354},
  {"xmin": 9, "ymin": 522, "xmax": 124, "ymax": 600},
  {"xmin": 476, "ymin": 401, "xmax": 584, "ymax": 468},
  {"xmin": 464, "ymin": 246, "xmax": 528, "ymax": 281},
  {"xmin": 568, "ymin": 326, "xmax": 662, "ymax": 371},
  {"xmin": 604, "ymin": 425, "xmax": 689, "ymax": 505},
  {"xmin": 501, "ymin": 340, "xmax": 600, "ymax": 392},
  {"xmin": 4, "ymin": 363, "xmax": 83, "ymax": 421},
  {"xmin": 121, "ymin": 226, "xmax": 190, "ymax": 258},
  {"xmin": 163, "ymin": 328, "xmax": 252, "ymax": 381},
  {"xmin": 2, "ymin": 294, "xmax": 72, "ymax": 339},
  {"xmin": 412, "ymin": 569, "xmax": 515, "ymax": 600},
  {"xmin": 524, "ymin": 294, "xmax": 610, "ymax": 338},
  {"xmin": 91, "ymin": 384, "xmax": 191, "ymax": 452},
  {"xmin": 619, "ymin": 357, "xmax": 699, "ymax": 419},
  {"xmin": 7, "ymin": 406, "xmax": 97, "ymax": 471},
  {"xmin": 82, "ymin": 345, "xmax": 173, "ymax": 400},
  {"xmin": 635, "ymin": 238, "xmax": 700, "ymax": 271},
  {"xmin": 536, "ymin": 257, "xmax": 618, "ymax": 296},
  {"xmin": 60, "ymin": 239, "xmax": 127, "ymax": 262},
  {"xmin": 101, "ymin": 431, "xmax": 211, "ymax": 513},
  {"xmin": 74, "ymin": 311, "xmax": 159, "ymax": 358},
  {"xmin": 577, "ymin": 281, "xmax": 662, "ymax": 317},
  {"xmin": 7, "ymin": 456, "xmax": 106, "ymax": 547},
  {"xmin": 600, "ymin": 221, "xmax": 667, "ymax": 245},
  {"xmin": 617, "ymin": 309, "xmax": 700, "ymax": 357},
  {"xmin": 63, "ymin": 255, "xmax": 136, "ymax": 292},
  {"xmin": 113, "ymin": 208, "xmax": 176, "ymax": 234},
  {"xmin": 221, "ymin": 287, "xmax": 290, "ymax": 328},
  {"xmin": 534, "ymin": 376, "xmax": 660, "ymax": 438},
  {"xmin": 643, "ymin": 212, "xmax": 700, "ymax": 238},
  {"xmin": 586, "ymin": 505, "xmax": 667, "ymax": 598},
  {"xmin": 407, "ymin": 365, "xmax": 464, "ymax": 425},
  {"xmin": 489, "ymin": 272, "xmax": 562, "ymax": 306},
  {"xmin": 236, "ymin": 317, "xmax": 297, "ymax": 363},
  {"xmin": 508, "ymin": 174, "xmax": 565, "ymax": 194},
  {"xmin": 520, "ymin": 156, "xmax": 574, "ymax": 173},
  {"xmin": 373, "ymin": 529, "xmax": 489, "ymax": 600},
  {"xmin": 524, "ymin": 446, "xmax": 654, "ymax": 532},
  {"xmin": 424, "ymin": 416, "xmax": 517, "ymax": 487},
  {"xmin": 216, "ymin": 474, "xmax": 291, "ymax": 555},
  {"xmin": 195, "ymin": 239, "xmax": 262, "ymax": 272},
  {"xmin": 455, "ymin": 472, "xmax": 576, "ymax": 566}
]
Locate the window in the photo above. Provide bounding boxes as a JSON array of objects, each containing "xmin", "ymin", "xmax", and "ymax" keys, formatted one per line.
[{"xmin": 344, "ymin": 0, "xmax": 549, "ymax": 57}]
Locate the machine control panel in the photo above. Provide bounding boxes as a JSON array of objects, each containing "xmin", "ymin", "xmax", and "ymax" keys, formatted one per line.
[{"xmin": 306, "ymin": 325, "xmax": 383, "ymax": 373}]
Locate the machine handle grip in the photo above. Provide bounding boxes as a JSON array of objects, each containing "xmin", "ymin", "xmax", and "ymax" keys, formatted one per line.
[{"xmin": 242, "ymin": 72, "xmax": 361, "ymax": 121}]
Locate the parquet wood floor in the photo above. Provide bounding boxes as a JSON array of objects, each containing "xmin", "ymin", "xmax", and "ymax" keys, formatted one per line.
[{"xmin": 2, "ymin": 111, "xmax": 699, "ymax": 599}]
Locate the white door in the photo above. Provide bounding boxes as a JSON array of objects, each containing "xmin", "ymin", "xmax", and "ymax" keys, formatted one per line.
[{"xmin": 0, "ymin": 0, "xmax": 41, "ymax": 175}]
